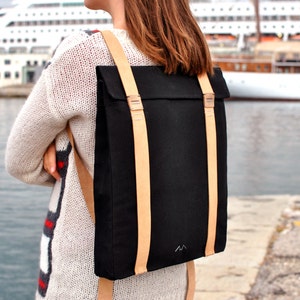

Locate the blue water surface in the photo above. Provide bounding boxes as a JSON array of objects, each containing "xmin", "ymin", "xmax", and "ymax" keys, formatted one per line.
[{"xmin": 0, "ymin": 98, "xmax": 300, "ymax": 300}]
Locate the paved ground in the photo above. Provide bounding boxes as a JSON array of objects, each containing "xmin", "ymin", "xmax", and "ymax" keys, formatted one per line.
[{"xmin": 194, "ymin": 195, "xmax": 300, "ymax": 300}]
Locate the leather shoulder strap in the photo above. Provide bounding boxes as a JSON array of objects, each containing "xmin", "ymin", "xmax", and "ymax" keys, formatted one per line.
[
  {"xmin": 66, "ymin": 125, "xmax": 95, "ymax": 223},
  {"xmin": 101, "ymin": 30, "xmax": 152, "ymax": 276},
  {"xmin": 197, "ymin": 73, "xmax": 218, "ymax": 257}
]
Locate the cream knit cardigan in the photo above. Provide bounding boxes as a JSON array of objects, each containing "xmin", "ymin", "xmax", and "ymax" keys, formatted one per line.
[{"xmin": 5, "ymin": 29, "xmax": 187, "ymax": 299}]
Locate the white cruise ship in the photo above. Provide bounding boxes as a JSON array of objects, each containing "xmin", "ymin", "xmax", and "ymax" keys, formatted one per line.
[
  {"xmin": 1, "ymin": 0, "xmax": 300, "ymax": 55},
  {"xmin": 1, "ymin": 0, "xmax": 300, "ymax": 98}
]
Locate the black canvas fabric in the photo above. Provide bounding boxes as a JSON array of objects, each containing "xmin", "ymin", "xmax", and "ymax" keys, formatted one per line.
[{"xmin": 94, "ymin": 66, "xmax": 230, "ymax": 280}]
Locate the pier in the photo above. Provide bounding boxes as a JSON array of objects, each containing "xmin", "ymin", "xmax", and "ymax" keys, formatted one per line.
[
  {"xmin": 0, "ymin": 84, "xmax": 33, "ymax": 98},
  {"xmin": 195, "ymin": 195, "xmax": 300, "ymax": 299}
]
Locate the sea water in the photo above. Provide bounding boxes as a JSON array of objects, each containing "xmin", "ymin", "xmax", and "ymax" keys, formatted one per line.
[{"xmin": 0, "ymin": 98, "xmax": 300, "ymax": 300}]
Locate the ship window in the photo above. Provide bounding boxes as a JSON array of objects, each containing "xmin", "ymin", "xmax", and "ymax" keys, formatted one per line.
[
  {"xmin": 3, "ymin": 39, "xmax": 7, "ymax": 43},
  {"xmin": 10, "ymin": 39, "xmax": 14, "ymax": 43},
  {"xmin": 25, "ymin": 38, "xmax": 29, "ymax": 42},
  {"xmin": 29, "ymin": 3, "xmax": 60, "ymax": 8},
  {"xmin": 15, "ymin": 72, "xmax": 19, "ymax": 79},
  {"xmin": 234, "ymin": 64, "xmax": 240, "ymax": 71},
  {"xmin": 294, "ymin": 53, "xmax": 300, "ymax": 61},
  {"xmin": 256, "ymin": 65, "xmax": 261, "ymax": 71},
  {"xmin": 33, "ymin": 38, "xmax": 37, "ymax": 42},
  {"xmin": 4, "ymin": 72, "xmax": 11, "ymax": 79},
  {"xmin": 17, "ymin": 38, "xmax": 21, "ymax": 43},
  {"xmin": 4, "ymin": 60, "xmax": 11, "ymax": 65},
  {"xmin": 62, "ymin": 2, "xmax": 84, "ymax": 7}
]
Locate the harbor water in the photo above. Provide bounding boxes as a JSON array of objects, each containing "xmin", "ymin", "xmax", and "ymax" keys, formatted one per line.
[{"xmin": 1, "ymin": 98, "xmax": 300, "ymax": 300}]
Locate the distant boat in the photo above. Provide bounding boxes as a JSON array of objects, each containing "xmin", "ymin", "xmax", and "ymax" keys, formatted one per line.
[
  {"xmin": 211, "ymin": 0, "xmax": 300, "ymax": 101},
  {"xmin": 213, "ymin": 41, "xmax": 300, "ymax": 100},
  {"xmin": 222, "ymin": 71, "xmax": 300, "ymax": 100},
  {"xmin": 213, "ymin": 42, "xmax": 300, "ymax": 100}
]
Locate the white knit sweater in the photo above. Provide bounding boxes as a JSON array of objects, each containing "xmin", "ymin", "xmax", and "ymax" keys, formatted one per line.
[{"xmin": 5, "ymin": 29, "xmax": 187, "ymax": 300}]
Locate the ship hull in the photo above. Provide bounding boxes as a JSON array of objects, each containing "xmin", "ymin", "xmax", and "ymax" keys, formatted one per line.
[{"xmin": 223, "ymin": 71, "xmax": 300, "ymax": 100}]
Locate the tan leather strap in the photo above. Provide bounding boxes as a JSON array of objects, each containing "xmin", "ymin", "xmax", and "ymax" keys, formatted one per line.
[
  {"xmin": 97, "ymin": 278, "xmax": 113, "ymax": 300},
  {"xmin": 66, "ymin": 125, "xmax": 112, "ymax": 300},
  {"xmin": 186, "ymin": 261, "xmax": 196, "ymax": 300},
  {"xmin": 197, "ymin": 73, "xmax": 218, "ymax": 256},
  {"xmin": 101, "ymin": 30, "xmax": 152, "ymax": 276},
  {"xmin": 66, "ymin": 125, "xmax": 95, "ymax": 223}
]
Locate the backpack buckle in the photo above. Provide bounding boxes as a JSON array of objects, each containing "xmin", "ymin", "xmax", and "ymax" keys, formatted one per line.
[
  {"xmin": 127, "ymin": 95, "xmax": 144, "ymax": 111},
  {"xmin": 204, "ymin": 93, "xmax": 215, "ymax": 108}
]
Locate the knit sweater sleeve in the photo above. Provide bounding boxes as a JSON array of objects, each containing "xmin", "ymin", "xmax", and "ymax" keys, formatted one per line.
[
  {"xmin": 5, "ymin": 72, "xmax": 64, "ymax": 186},
  {"xmin": 5, "ymin": 31, "xmax": 91, "ymax": 186}
]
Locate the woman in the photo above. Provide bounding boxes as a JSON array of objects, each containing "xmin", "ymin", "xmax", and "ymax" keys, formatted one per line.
[{"xmin": 5, "ymin": 0, "xmax": 212, "ymax": 299}]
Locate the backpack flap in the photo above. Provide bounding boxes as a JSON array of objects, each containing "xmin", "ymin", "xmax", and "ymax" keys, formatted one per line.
[{"xmin": 96, "ymin": 66, "xmax": 230, "ymax": 102}]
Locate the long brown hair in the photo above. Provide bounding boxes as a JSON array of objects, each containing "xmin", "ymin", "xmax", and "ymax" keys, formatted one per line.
[{"xmin": 124, "ymin": 0, "xmax": 213, "ymax": 75}]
